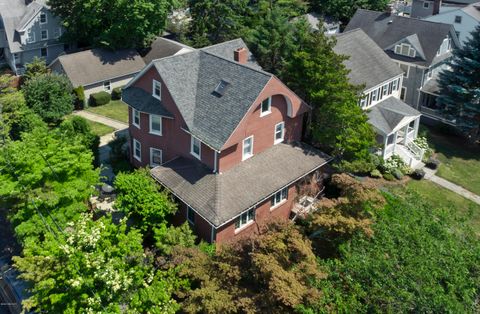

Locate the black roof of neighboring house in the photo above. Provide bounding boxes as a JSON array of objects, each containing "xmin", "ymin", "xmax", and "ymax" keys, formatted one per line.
[
  {"xmin": 151, "ymin": 142, "xmax": 331, "ymax": 227},
  {"xmin": 49, "ymin": 48, "xmax": 146, "ymax": 87},
  {"xmin": 345, "ymin": 9, "xmax": 458, "ymax": 67},
  {"xmin": 140, "ymin": 37, "xmax": 194, "ymax": 64},
  {"xmin": 333, "ymin": 29, "xmax": 403, "ymax": 90},
  {"xmin": 367, "ymin": 96, "xmax": 421, "ymax": 135}
]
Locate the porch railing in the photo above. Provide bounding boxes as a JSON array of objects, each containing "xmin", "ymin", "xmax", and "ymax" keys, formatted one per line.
[{"xmin": 406, "ymin": 140, "xmax": 425, "ymax": 161}]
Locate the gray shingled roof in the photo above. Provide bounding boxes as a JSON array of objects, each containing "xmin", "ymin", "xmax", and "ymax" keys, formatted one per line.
[
  {"xmin": 200, "ymin": 38, "xmax": 262, "ymax": 70},
  {"xmin": 367, "ymin": 96, "xmax": 421, "ymax": 135},
  {"xmin": 150, "ymin": 143, "xmax": 331, "ymax": 227},
  {"xmin": 298, "ymin": 12, "xmax": 341, "ymax": 31},
  {"xmin": 148, "ymin": 49, "xmax": 272, "ymax": 151},
  {"xmin": 49, "ymin": 48, "xmax": 146, "ymax": 87},
  {"xmin": 333, "ymin": 29, "xmax": 403, "ymax": 90},
  {"xmin": 122, "ymin": 87, "xmax": 173, "ymax": 117},
  {"xmin": 345, "ymin": 9, "xmax": 457, "ymax": 66},
  {"xmin": 140, "ymin": 37, "xmax": 193, "ymax": 64}
]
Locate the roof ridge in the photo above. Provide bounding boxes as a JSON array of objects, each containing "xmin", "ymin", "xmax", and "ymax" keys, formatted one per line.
[
  {"xmin": 355, "ymin": 8, "xmax": 456, "ymax": 27},
  {"xmin": 200, "ymin": 49, "xmax": 273, "ymax": 78}
]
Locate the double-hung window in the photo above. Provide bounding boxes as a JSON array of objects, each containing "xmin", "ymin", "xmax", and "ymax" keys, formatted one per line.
[
  {"xmin": 152, "ymin": 80, "xmax": 161, "ymax": 100},
  {"xmin": 260, "ymin": 97, "xmax": 271, "ymax": 116},
  {"xmin": 271, "ymin": 187, "xmax": 288, "ymax": 208},
  {"xmin": 191, "ymin": 136, "xmax": 201, "ymax": 159},
  {"xmin": 242, "ymin": 136, "xmax": 254, "ymax": 160},
  {"xmin": 41, "ymin": 30, "xmax": 48, "ymax": 40},
  {"xmin": 382, "ymin": 84, "xmax": 388, "ymax": 97},
  {"xmin": 150, "ymin": 148, "xmax": 162, "ymax": 167},
  {"xmin": 41, "ymin": 47, "xmax": 47, "ymax": 57},
  {"xmin": 371, "ymin": 89, "xmax": 378, "ymax": 103},
  {"xmin": 392, "ymin": 79, "xmax": 399, "ymax": 91},
  {"xmin": 274, "ymin": 122, "xmax": 285, "ymax": 144},
  {"xmin": 235, "ymin": 208, "xmax": 255, "ymax": 230},
  {"xmin": 133, "ymin": 139, "xmax": 141, "ymax": 161},
  {"xmin": 132, "ymin": 108, "xmax": 140, "ymax": 128},
  {"xmin": 149, "ymin": 114, "xmax": 162, "ymax": 135},
  {"xmin": 40, "ymin": 12, "xmax": 47, "ymax": 24},
  {"xmin": 187, "ymin": 207, "xmax": 195, "ymax": 225}
]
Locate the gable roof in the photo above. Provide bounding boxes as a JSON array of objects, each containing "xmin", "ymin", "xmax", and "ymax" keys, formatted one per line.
[
  {"xmin": 140, "ymin": 37, "xmax": 194, "ymax": 64},
  {"xmin": 200, "ymin": 38, "xmax": 262, "ymax": 69},
  {"xmin": 367, "ymin": 96, "xmax": 421, "ymax": 135},
  {"xmin": 334, "ymin": 29, "xmax": 403, "ymax": 90},
  {"xmin": 298, "ymin": 12, "xmax": 341, "ymax": 31},
  {"xmin": 49, "ymin": 49, "xmax": 146, "ymax": 87},
  {"xmin": 151, "ymin": 142, "xmax": 331, "ymax": 227},
  {"xmin": 345, "ymin": 9, "xmax": 458, "ymax": 66},
  {"xmin": 461, "ymin": 2, "xmax": 480, "ymax": 20},
  {"xmin": 151, "ymin": 49, "xmax": 272, "ymax": 150}
]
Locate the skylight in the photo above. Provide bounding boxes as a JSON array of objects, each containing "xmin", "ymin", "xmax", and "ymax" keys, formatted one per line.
[{"xmin": 214, "ymin": 80, "xmax": 230, "ymax": 96}]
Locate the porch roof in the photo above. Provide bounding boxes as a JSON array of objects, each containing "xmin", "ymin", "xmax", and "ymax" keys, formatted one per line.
[
  {"xmin": 150, "ymin": 142, "xmax": 331, "ymax": 227},
  {"xmin": 367, "ymin": 96, "xmax": 421, "ymax": 135},
  {"xmin": 421, "ymin": 73, "xmax": 440, "ymax": 96}
]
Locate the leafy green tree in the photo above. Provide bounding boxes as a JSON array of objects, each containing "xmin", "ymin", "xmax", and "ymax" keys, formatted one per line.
[
  {"xmin": 154, "ymin": 223, "xmax": 197, "ymax": 255},
  {"xmin": 114, "ymin": 169, "xmax": 177, "ymax": 233},
  {"xmin": 23, "ymin": 73, "xmax": 74, "ymax": 125},
  {"xmin": 311, "ymin": 0, "xmax": 389, "ymax": 22},
  {"xmin": 187, "ymin": 0, "xmax": 248, "ymax": 47},
  {"xmin": 59, "ymin": 116, "xmax": 100, "ymax": 165},
  {"xmin": 438, "ymin": 25, "xmax": 480, "ymax": 142},
  {"xmin": 246, "ymin": 0, "xmax": 308, "ymax": 27},
  {"xmin": 48, "ymin": 0, "xmax": 175, "ymax": 48},
  {"xmin": 14, "ymin": 213, "xmax": 181, "ymax": 313},
  {"xmin": 283, "ymin": 31, "xmax": 376, "ymax": 161},
  {"xmin": 23, "ymin": 57, "xmax": 49, "ymax": 82},
  {"xmin": 302, "ymin": 193, "xmax": 480, "ymax": 313}
]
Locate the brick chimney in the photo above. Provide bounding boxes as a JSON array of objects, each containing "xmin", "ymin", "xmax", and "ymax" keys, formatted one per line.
[
  {"xmin": 234, "ymin": 47, "xmax": 248, "ymax": 64},
  {"xmin": 433, "ymin": 0, "xmax": 442, "ymax": 15}
]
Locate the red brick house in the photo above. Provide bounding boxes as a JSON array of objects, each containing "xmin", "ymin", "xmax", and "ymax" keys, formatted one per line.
[{"xmin": 123, "ymin": 39, "xmax": 331, "ymax": 243}]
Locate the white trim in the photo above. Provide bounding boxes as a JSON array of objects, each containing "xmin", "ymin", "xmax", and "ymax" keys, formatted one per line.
[
  {"xmin": 152, "ymin": 79, "xmax": 161, "ymax": 100},
  {"xmin": 149, "ymin": 114, "xmax": 162, "ymax": 136},
  {"xmin": 39, "ymin": 12, "xmax": 47, "ymax": 24},
  {"xmin": 270, "ymin": 187, "xmax": 288, "ymax": 210},
  {"xmin": 40, "ymin": 29, "xmax": 48, "ymax": 41},
  {"xmin": 213, "ymin": 151, "xmax": 218, "ymax": 173},
  {"xmin": 103, "ymin": 80, "xmax": 111, "ymax": 92},
  {"xmin": 242, "ymin": 135, "xmax": 254, "ymax": 160},
  {"xmin": 26, "ymin": 32, "xmax": 35, "ymax": 43},
  {"xmin": 274, "ymin": 121, "xmax": 285, "ymax": 144},
  {"xmin": 133, "ymin": 139, "xmax": 141, "ymax": 162},
  {"xmin": 149, "ymin": 147, "xmax": 162, "ymax": 167},
  {"xmin": 260, "ymin": 97, "xmax": 271, "ymax": 117},
  {"xmin": 132, "ymin": 108, "xmax": 140, "ymax": 128},
  {"xmin": 423, "ymin": 1, "xmax": 429, "ymax": 9},
  {"xmin": 234, "ymin": 207, "xmax": 255, "ymax": 232},
  {"xmin": 190, "ymin": 136, "xmax": 201, "ymax": 160}
]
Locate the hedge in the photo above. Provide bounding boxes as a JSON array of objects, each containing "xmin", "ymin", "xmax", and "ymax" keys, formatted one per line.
[
  {"xmin": 111, "ymin": 87, "xmax": 122, "ymax": 100},
  {"xmin": 89, "ymin": 91, "xmax": 111, "ymax": 107},
  {"xmin": 73, "ymin": 86, "xmax": 86, "ymax": 110}
]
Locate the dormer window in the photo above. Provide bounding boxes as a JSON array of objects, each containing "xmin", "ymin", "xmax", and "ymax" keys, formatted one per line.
[
  {"xmin": 394, "ymin": 43, "xmax": 416, "ymax": 58},
  {"xmin": 40, "ymin": 12, "xmax": 47, "ymax": 24},
  {"xmin": 260, "ymin": 97, "xmax": 271, "ymax": 116},
  {"xmin": 152, "ymin": 80, "xmax": 161, "ymax": 100}
]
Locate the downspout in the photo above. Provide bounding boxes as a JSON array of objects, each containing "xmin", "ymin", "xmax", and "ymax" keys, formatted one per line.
[{"xmin": 213, "ymin": 151, "xmax": 217, "ymax": 173}]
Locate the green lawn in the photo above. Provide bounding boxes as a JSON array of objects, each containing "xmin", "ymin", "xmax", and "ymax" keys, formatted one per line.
[
  {"xmin": 391, "ymin": 179, "xmax": 480, "ymax": 233},
  {"xmin": 85, "ymin": 100, "xmax": 129, "ymax": 123},
  {"xmin": 86, "ymin": 120, "xmax": 116, "ymax": 137},
  {"xmin": 422, "ymin": 126, "xmax": 480, "ymax": 195}
]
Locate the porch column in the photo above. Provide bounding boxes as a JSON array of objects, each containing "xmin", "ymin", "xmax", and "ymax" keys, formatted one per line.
[
  {"xmin": 383, "ymin": 135, "xmax": 388, "ymax": 159},
  {"xmin": 403, "ymin": 124, "xmax": 409, "ymax": 145},
  {"xmin": 414, "ymin": 117, "xmax": 420, "ymax": 138},
  {"xmin": 393, "ymin": 132, "xmax": 398, "ymax": 153}
]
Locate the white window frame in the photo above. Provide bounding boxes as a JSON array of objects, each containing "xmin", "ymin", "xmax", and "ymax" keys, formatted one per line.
[
  {"xmin": 382, "ymin": 84, "xmax": 388, "ymax": 97},
  {"xmin": 152, "ymin": 80, "xmax": 161, "ymax": 100},
  {"xmin": 392, "ymin": 79, "xmax": 399, "ymax": 91},
  {"xmin": 187, "ymin": 206, "xmax": 195, "ymax": 225},
  {"xmin": 40, "ymin": 30, "xmax": 48, "ymax": 40},
  {"xmin": 274, "ymin": 122, "xmax": 285, "ymax": 144},
  {"xmin": 423, "ymin": 1, "xmax": 429, "ymax": 9},
  {"xmin": 26, "ymin": 32, "xmax": 35, "ymax": 43},
  {"xmin": 132, "ymin": 108, "xmax": 140, "ymax": 128},
  {"xmin": 235, "ymin": 208, "xmax": 255, "ymax": 231},
  {"xmin": 149, "ymin": 114, "xmax": 162, "ymax": 136},
  {"xmin": 371, "ymin": 89, "xmax": 378, "ymax": 102},
  {"xmin": 149, "ymin": 148, "xmax": 162, "ymax": 167},
  {"xmin": 271, "ymin": 187, "xmax": 288, "ymax": 209},
  {"xmin": 395, "ymin": 43, "xmax": 416, "ymax": 58},
  {"xmin": 190, "ymin": 136, "xmax": 201, "ymax": 160},
  {"xmin": 260, "ymin": 97, "xmax": 271, "ymax": 117},
  {"xmin": 242, "ymin": 136, "xmax": 254, "ymax": 160},
  {"xmin": 54, "ymin": 27, "xmax": 62, "ymax": 38},
  {"xmin": 360, "ymin": 96, "xmax": 367, "ymax": 108},
  {"xmin": 39, "ymin": 12, "xmax": 47, "ymax": 24},
  {"xmin": 133, "ymin": 139, "xmax": 141, "ymax": 162},
  {"xmin": 103, "ymin": 81, "xmax": 111, "ymax": 91}
]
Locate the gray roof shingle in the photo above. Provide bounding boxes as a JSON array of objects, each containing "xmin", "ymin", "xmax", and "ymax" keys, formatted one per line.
[
  {"xmin": 333, "ymin": 29, "xmax": 403, "ymax": 90},
  {"xmin": 200, "ymin": 38, "xmax": 262, "ymax": 69},
  {"xmin": 140, "ymin": 37, "xmax": 194, "ymax": 64},
  {"xmin": 122, "ymin": 87, "xmax": 173, "ymax": 118},
  {"xmin": 49, "ymin": 48, "xmax": 146, "ymax": 87},
  {"xmin": 150, "ymin": 142, "xmax": 331, "ymax": 227},
  {"xmin": 345, "ymin": 9, "xmax": 457, "ymax": 66},
  {"xmin": 367, "ymin": 96, "xmax": 421, "ymax": 135}
]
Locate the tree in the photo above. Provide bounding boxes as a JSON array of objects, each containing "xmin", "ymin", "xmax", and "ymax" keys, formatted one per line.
[
  {"xmin": 437, "ymin": 25, "xmax": 480, "ymax": 142},
  {"xmin": 14, "ymin": 213, "xmax": 182, "ymax": 313},
  {"xmin": 114, "ymin": 169, "xmax": 177, "ymax": 234},
  {"xmin": 154, "ymin": 223, "xmax": 197, "ymax": 255},
  {"xmin": 23, "ymin": 57, "xmax": 49, "ymax": 82},
  {"xmin": 310, "ymin": 0, "xmax": 389, "ymax": 23},
  {"xmin": 187, "ymin": 0, "xmax": 248, "ymax": 47},
  {"xmin": 23, "ymin": 73, "xmax": 74, "ymax": 125},
  {"xmin": 172, "ymin": 221, "xmax": 325, "ymax": 313},
  {"xmin": 48, "ymin": 0, "xmax": 175, "ymax": 49},
  {"xmin": 59, "ymin": 116, "xmax": 101, "ymax": 165},
  {"xmin": 283, "ymin": 31, "xmax": 376, "ymax": 161}
]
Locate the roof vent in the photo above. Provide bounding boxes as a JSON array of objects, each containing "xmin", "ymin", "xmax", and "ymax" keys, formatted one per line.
[
  {"xmin": 213, "ymin": 80, "xmax": 230, "ymax": 97},
  {"xmin": 388, "ymin": 20, "xmax": 393, "ymax": 24}
]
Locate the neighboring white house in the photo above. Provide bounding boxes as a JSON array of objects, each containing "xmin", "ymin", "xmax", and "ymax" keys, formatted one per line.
[
  {"xmin": 298, "ymin": 12, "xmax": 341, "ymax": 34},
  {"xmin": 49, "ymin": 48, "xmax": 146, "ymax": 101},
  {"xmin": 424, "ymin": 2, "xmax": 480, "ymax": 47},
  {"xmin": 334, "ymin": 29, "xmax": 424, "ymax": 168}
]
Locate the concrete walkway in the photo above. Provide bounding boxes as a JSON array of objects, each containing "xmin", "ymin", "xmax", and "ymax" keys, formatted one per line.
[
  {"xmin": 73, "ymin": 110, "xmax": 128, "ymax": 130},
  {"xmin": 423, "ymin": 167, "xmax": 480, "ymax": 205}
]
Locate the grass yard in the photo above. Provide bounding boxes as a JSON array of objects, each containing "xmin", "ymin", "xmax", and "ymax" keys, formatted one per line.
[
  {"xmin": 422, "ymin": 126, "xmax": 480, "ymax": 195},
  {"xmin": 390, "ymin": 179, "xmax": 480, "ymax": 233},
  {"xmin": 86, "ymin": 120, "xmax": 116, "ymax": 137},
  {"xmin": 85, "ymin": 100, "xmax": 129, "ymax": 123}
]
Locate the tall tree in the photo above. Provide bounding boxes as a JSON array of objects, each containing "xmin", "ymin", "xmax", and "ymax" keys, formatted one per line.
[
  {"xmin": 48, "ymin": 0, "xmax": 175, "ymax": 48},
  {"xmin": 310, "ymin": 0, "xmax": 389, "ymax": 23},
  {"xmin": 283, "ymin": 31, "xmax": 375, "ymax": 161},
  {"xmin": 437, "ymin": 25, "xmax": 480, "ymax": 142}
]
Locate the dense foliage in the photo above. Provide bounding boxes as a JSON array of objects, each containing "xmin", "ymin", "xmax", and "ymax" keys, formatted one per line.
[
  {"xmin": 23, "ymin": 73, "xmax": 74, "ymax": 125},
  {"xmin": 438, "ymin": 25, "xmax": 480, "ymax": 143},
  {"xmin": 22, "ymin": 57, "xmax": 49, "ymax": 83},
  {"xmin": 48, "ymin": 0, "xmax": 176, "ymax": 48},
  {"xmin": 311, "ymin": 0, "xmax": 389, "ymax": 22}
]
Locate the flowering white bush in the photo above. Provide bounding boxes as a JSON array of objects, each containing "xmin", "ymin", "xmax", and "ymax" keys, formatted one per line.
[
  {"xmin": 414, "ymin": 137, "xmax": 430, "ymax": 151},
  {"xmin": 381, "ymin": 154, "xmax": 412, "ymax": 175}
]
